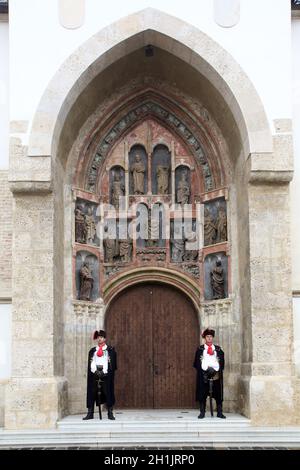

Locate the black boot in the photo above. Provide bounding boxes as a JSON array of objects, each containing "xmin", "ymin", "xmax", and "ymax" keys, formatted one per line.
[
  {"xmin": 107, "ymin": 407, "xmax": 115, "ymax": 420},
  {"xmin": 198, "ymin": 402, "xmax": 206, "ymax": 419},
  {"xmin": 217, "ymin": 404, "xmax": 226, "ymax": 419},
  {"xmin": 82, "ymin": 408, "xmax": 94, "ymax": 420}
]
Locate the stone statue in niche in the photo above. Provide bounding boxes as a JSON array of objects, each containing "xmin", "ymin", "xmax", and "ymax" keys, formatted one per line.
[
  {"xmin": 156, "ymin": 165, "xmax": 169, "ymax": 194},
  {"xmin": 171, "ymin": 226, "xmax": 185, "ymax": 262},
  {"xmin": 176, "ymin": 170, "xmax": 190, "ymax": 205},
  {"xmin": 204, "ymin": 207, "xmax": 217, "ymax": 246},
  {"xmin": 75, "ymin": 204, "xmax": 86, "ymax": 244},
  {"xmin": 79, "ymin": 262, "xmax": 94, "ymax": 301},
  {"xmin": 118, "ymin": 238, "xmax": 133, "ymax": 263},
  {"xmin": 210, "ymin": 259, "xmax": 225, "ymax": 299},
  {"xmin": 111, "ymin": 172, "xmax": 125, "ymax": 208},
  {"xmin": 147, "ymin": 212, "xmax": 159, "ymax": 247},
  {"xmin": 184, "ymin": 227, "xmax": 199, "ymax": 261},
  {"xmin": 131, "ymin": 154, "xmax": 145, "ymax": 194},
  {"xmin": 216, "ymin": 206, "xmax": 227, "ymax": 243},
  {"xmin": 85, "ymin": 207, "xmax": 96, "ymax": 244},
  {"xmin": 103, "ymin": 226, "xmax": 116, "ymax": 263}
]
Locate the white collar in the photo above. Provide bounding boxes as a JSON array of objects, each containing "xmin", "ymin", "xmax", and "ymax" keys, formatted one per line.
[
  {"xmin": 204, "ymin": 344, "xmax": 215, "ymax": 350},
  {"xmin": 96, "ymin": 344, "xmax": 107, "ymax": 351}
]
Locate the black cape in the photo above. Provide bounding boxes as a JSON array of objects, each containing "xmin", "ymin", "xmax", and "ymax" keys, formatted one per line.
[
  {"xmin": 86, "ymin": 345, "xmax": 117, "ymax": 409},
  {"xmin": 193, "ymin": 344, "xmax": 224, "ymax": 403}
]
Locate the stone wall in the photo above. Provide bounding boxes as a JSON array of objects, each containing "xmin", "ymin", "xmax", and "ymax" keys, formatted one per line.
[
  {"xmin": 0, "ymin": 170, "xmax": 12, "ymax": 299},
  {"xmin": 0, "ymin": 171, "xmax": 12, "ymax": 426}
]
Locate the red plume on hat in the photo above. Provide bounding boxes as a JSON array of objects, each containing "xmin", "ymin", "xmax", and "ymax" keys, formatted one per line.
[
  {"xmin": 201, "ymin": 327, "xmax": 215, "ymax": 338},
  {"xmin": 92, "ymin": 330, "xmax": 106, "ymax": 340}
]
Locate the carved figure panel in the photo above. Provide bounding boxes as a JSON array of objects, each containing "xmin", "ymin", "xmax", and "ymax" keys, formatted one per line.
[
  {"xmin": 204, "ymin": 198, "xmax": 227, "ymax": 246},
  {"xmin": 204, "ymin": 252, "xmax": 228, "ymax": 300},
  {"xmin": 175, "ymin": 166, "xmax": 191, "ymax": 206},
  {"xmin": 152, "ymin": 144, "xmax": 171, "ymax": 195},
  {"xmin": 75, "ymin": 199, "xmax": 99, "ymax": 246},
  {"xmin": 75, "ymin": 251, "xmax": 99, "ymax": 301},
  {"xmin": 129, "ymin": 145, "xmax": 147, "ymax": 195},
  {"xmin": 171, "ymin": 220, "xmax": 199, "ymax": 262},
  {"xmin": 110, "ymin": 166, "xmax": 125, "ymax": 209},
  {"xmin": 136, "ymin": 203, "xmax": 149, "ymax": 248}
]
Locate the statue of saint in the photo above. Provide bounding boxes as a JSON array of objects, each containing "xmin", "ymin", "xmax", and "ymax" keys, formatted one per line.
[
  {"xmin": 147, "ymin": 211, "xmax": 159, "ymax": 247},
  {"xmin": 79, "ymin": 262, "xmax": 94, "ymax": 301},
  {"xmin": 85, "ymin": 207, "xmax": 96, "ymax": 244},
  {"xmin": 156, "ymin": 165, "xmax": 169, "ymax": 194},
  {"xmin": 204, "ymin": 207, "xmax": 217, "ymax": 246},
  {"xmin": 216, "ymin": 206, "xmax": 227, "ymax": 243},
  {"xmin": 131, "ymin": 154, "xmax": 145, "ymax": 194},
  {"xmin": 111, "ymin": 172, "xmax": 125, "ymax": 208},
  {"xmin": 210, "ymin": 260, "xmax": 225, "ymax": 299},
  {"xmin": 176, "ymin": 170, "xmax": 190, "ymax": 206},
  {"xmin": 171, "ymin": 226, "xmax": 185, "ymax": 262},
  {"xmin": 75, "ymin": 204, "xmax": 87, "ymax": 244},
  {"xmin": 103, "ymin": 226, "xmax": 116, "ymax": 263},
  {"xmin": 118, "ymin": 238, "xmax": 132, "ymax": 263},
  {"xmin": 184, "ymin": 227, "xmax": 199, "ymax": 261}
]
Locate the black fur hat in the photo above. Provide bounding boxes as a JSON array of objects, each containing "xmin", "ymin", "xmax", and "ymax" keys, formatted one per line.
[
  {"xmin": 93, "ymin": 330, "xmax": 106, "ymax": 340},
  {"xmin": 201, "ymin": 328, "xmax": 215, "ymax": 338}
]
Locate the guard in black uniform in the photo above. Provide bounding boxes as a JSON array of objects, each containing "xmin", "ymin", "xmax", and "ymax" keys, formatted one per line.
[
  {"xmin": 83, "ymin": 329, "xmax": 117, "ymax": 420},
  {"xmin": 193, "ymin": 328, "xmax": 226, "ymax": 419}
]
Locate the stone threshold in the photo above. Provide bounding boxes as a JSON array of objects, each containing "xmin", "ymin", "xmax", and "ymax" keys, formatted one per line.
[{"xmin": 1, "ymin": 411, "xmax": 300, "ymax": 448}]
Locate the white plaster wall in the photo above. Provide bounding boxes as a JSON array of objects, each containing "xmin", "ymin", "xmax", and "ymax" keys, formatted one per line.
[
  {"xmin": 0, "ymin": 20, "xmax": 9, "ymax": 169},
  {"xmin": 0, "ymin": 304, "xmax": 11, "ymax": 380},
  {"xmin": 9, "ymin": 0, "xmax": 292, "ymax": 145},
  {"xmin": 291, "ymin": 18, "xmax": 300, "ymax": 293}
]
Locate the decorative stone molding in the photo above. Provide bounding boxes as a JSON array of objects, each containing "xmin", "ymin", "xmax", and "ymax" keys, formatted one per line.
[
  {"xmin": 73, "ymin": 299, "xmax": 104, "ymax": 317},
  {"xmin": 86, "ymin": 100, "xmax": 214, "ymax": 193}
]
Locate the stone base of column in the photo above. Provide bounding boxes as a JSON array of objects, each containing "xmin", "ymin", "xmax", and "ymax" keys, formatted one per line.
[
  {"xmin": 4, "ymin": 376, "xmax": 68, "ymax": 429},
  {"xmin": 239, "ymin": 375, "xmax": 300, "ymax": 426}
]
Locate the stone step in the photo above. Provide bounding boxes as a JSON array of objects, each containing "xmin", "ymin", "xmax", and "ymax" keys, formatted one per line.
[{"xmin": 1, "ymin": 412, "xmax": 300, "ymax": 448}]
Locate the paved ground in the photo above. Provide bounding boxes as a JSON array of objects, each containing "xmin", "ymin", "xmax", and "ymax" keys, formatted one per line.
[{"xmin": 0, "ymin": 446, "xmax": 298, "ymax": 450}]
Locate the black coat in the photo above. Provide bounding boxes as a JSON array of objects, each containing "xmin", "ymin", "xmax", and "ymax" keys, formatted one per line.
[
  {"xmin": 86, "ymin": 345, "xmax": 117, "ymax": 409},
  {"xmin": 193, "ymin": 344, "xmax": 224, "ymax": 403}
]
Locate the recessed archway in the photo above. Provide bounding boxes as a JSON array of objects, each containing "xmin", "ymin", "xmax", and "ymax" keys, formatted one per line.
[{"xmin": 7, "ymin": 8, "xmax": 297, "ymax": 431}]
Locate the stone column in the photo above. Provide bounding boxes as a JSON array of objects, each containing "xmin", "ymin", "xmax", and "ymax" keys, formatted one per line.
[
  {"xmin": 5, "ymin": 139, "xmax": 68, "ymax": 429},
  {"xmin": 239, "ymin": 133, "xmax": 300, "ymax": 425}
]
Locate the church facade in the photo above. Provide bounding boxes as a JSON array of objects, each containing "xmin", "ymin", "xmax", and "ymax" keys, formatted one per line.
[{"xmin": 0, "ymin": 0, "xmax": 300, "ymax": 429}]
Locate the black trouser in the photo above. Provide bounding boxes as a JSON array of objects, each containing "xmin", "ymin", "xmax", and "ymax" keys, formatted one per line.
[{"xmin": 91, "ymin": 373, "xmax": 109, "ymax": 409}]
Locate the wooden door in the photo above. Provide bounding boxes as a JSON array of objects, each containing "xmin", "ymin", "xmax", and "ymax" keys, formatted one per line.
[{"xmin": 106, "ymin": 283, "xmax": 199, "ymax": 408}]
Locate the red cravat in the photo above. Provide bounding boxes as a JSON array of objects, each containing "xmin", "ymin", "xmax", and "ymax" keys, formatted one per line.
[
  {"xmin": 97, "ymin": 343, "xmax": 106, "ymax": 357},
  {"xmin": 207, "ymin": 344, "xmax": 214, "ymax": 355}
]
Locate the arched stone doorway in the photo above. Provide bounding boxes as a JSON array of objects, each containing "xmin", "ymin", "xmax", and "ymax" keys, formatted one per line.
[
  {"xmin": 105, "ymin": 282, "xmax": 199, "ymax": 408},
  {"xmin": 6, "ymin": 9, "xmax": 298, "ymax": 430}
]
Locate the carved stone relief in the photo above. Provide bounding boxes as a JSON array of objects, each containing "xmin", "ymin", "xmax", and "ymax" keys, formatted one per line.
[
  {"xmin": 152, "ymin": 144, "xmax": 171, "ymax": 195},
  {"xmin": 204, "ymin": 252, "xmax": 228, "ymax": 300},
  {"xmin": 75, "ymin": 199, "xmax": 99, "ymax": 246},
  {"xmin": 204, "ymin": 198, "xmax": 227, "ymax": 246},
  {"xmin": 129, "ymin": 145, "xmax": 147, "ymax": 195},
  {"xmin": 75, "ymin": 251, "xmax": 99, "ymax": 301},
  {"xmin": 171, "ymin": 220, "xmax": 199, "ymax": 262},
  {"xmin": 86, "ymin": 101, "xmax": 214, "ymax": 192},
  {"xmin": 175, "ymin": 166, "xmax": 191, "ymax": 205},
  {"xmin": 110, "ymin": 166, "xmax": 125, "ymax": 208}
]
